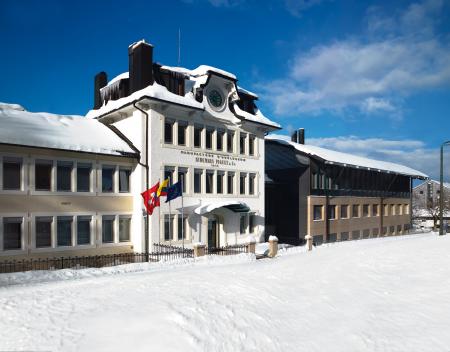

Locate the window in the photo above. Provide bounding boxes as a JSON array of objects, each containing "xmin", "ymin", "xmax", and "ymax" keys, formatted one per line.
[
  {"xmin": 227, "ymin": 131, "xmax": 234, "ymax": 153},
  {"xmin": 352, "ymin": 205, "xmax": 360, "ymax": 218},
  {"xmin": 397, "ymin": 225, "xmax": 402, "ymax": 234},
  {"xmin": 313, "ymin": 235, "xmax": 323, "ymax": 245},
  {"xmin": 383, "ymin": 204, "xmax": 389, "ymax": 216},
  {"xmin": 372, "ymin": 204, "xmax": 379, "ymax": 217},
  {"xmin": 206, "ymin": 170, "xmax": 214, "ymax": 194},
  {"xmin": 205, "ymin": 127, "xmax": 213, "ymax": 149},
  {"xmin": 164, "ymin": 119, "xmax": 174, "ymax": 144},
  {"xmin": 313, "ymin": 205, "xmax": 323, "ymax": 221},
  {"xmin": 3, "ymin": 217, "xmax": 22, "ymax": 250},
  {"xmin": 363, "ymin": 204, "xmax": 369, "ymax": 217},
  {"xmin": 249, "ymin": 213, "xmax": 256, "ymax": 234},
  {"xmin": 373, "ymin": 228, "xmax": 379, "ymax": 237},
  {"xmin": 239, "ymin": 133, "xmax": 246, "ymax": 155},
  {"xmin": 312, "ymin": 173, "xmax": 319, "ymax": 190},
  {"xmin": 404, "ymin": 224, "xmax": 410, "ymax": 232},
  {"xmin": 362, "ymin": 229, "xmax": 370, "ymax": 238},
  {"xmin": 390, "ymin": 204, "xmax": 395, "ymax": 216},
  {"xmin": 3, "ymin": 157, "xmax": 22, "ymax": 190},
  {"xmin": 419, "ymin": 190, "xmax": 423, "ymax": 194},
  {"xmin": 390, "ymin": 226, "xmax": 395, "ymax": 235},
  {"xmin": 194, "ymin": 169, "xmax": 202, "ymax": 193},
  {"xmin": 340, "ymin": 232, "xmax": 349, "ymax": 241},
  {"xmin": 382, "ymin": 226, "xmax": 387, "ymax": 235},
  {"xmin": 57, "ymin": 216, "xmax": 73, "ymax": 247},
  {"xmin": 328, "ymin": 205, "xmax": 336, "ymax": 220},
  {"xmin": 119, "ymin": 216, "xmax": 131, "ymax": 242},
  {"xmin": 397, "ymin": 204, "xmax": 402, "ymax": 215},
  {"xmin": 57, "ymin": 161, "xmax": 73, "ymax": 191},
  {"xmin": 102, "ymin": 216, "xmax": 115, "ymax": 243},
  {"xmin": 77, "ymin": 163, "xmax": 91, "ymax": 192},
  {"xmin": 327, "ymin": 233, "xmax": 337, "ymax": 242},
  {"xmin": 216, "ymin": 129, "xmax": 224, "ymax": 151},
  {"xmin": 249, "ymin": 135, "xmax": 255, "ymax": 156},
  {"xmin": 404, "ymin": 204, "xmax": 409, "ymax": 215},
  {"xmin": 217, "ymin": 172, "xmax": 224, "ymax": 194},
  {"xmin": 177, "ymin": 121, "xmax": 188, "ymax": 146},
  {"xmin": 164, "ymin": 166, "xmax": 175, "ymax": 186},
  {"xmin": 352, "ymin": 230, "xmax": 360, "ymax": 240},
  {"xmin": 164, "ymin": 214, "xmax": 174, "ymax": 241},
  {"xmin": 340, "ymin": 205, "xmax": 349, "ymax": 219},
  {"xmin": 36, "ymin": 217, "xmax": 52, "ymax": 248},
  {"xmin": 178, "ymin": 168, "xmax": 188, "ymax": 192},
  {"xmin": 177, "ymin": 215, "xmax": 187, "ymax": 240},
  {"xmin": 77, "ymin": 216, "xmax": 91, "ymax": 245},
  {"xmin": 119, "ymin": 168, "xmax": 131, "ymax": 193},
  {"xmin": 194, "ymin": 124, "xmax": 203, "ymax": 148},
  {"xmin": 227, "ymin": 172, "xmax": 234, "ymax": 194},
  {"xmin": 249, "ymin": 174, "xmax": 256, "ymax": 195},
  {"xmin": 102, "ymin": 166, "xmax": 115, "ymax": 193},
  {"xmin": 240, "ymin": 214, "xmax": 248, "ymax": 234},
  {"xmin": 35, "ymin": 160, "xmax": 52, "ymax": 191},
  {"xmin": 240, "ymin": 173, "xmax": 246, "ymax": 195}
]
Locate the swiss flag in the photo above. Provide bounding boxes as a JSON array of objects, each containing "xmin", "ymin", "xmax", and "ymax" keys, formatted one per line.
[{"xmin": 141, "ymin": 182, "xmax": 160, "ymax": 215}]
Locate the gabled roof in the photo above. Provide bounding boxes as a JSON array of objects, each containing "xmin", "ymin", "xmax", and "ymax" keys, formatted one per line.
[
  {"xmin": 413, "ymin": 179, "xmax": 450, "ymax": 190},
  {"xmin": 266, "ymin": 134, "xmax": 428, "ymax": 179},
  {"xmin": 0, "ymin": 103, "xmax": 137, "ymax": 157}
]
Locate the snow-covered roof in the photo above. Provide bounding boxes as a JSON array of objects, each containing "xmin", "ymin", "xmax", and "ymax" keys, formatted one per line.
[
  {"xmin": 194, "ymin": 200, "xmax": 250, "ymax": 215},
  {"xmin": 160, "ymin": 64, "xmax": 236, "ymax": 80},
  {"xmin": 86, "ymin": 82, "xmax": 204, "ymax": 119},
  {"xmin": 233, "ymin": 104, "xmax": 281, "ymax": 129},
  {"xmin": 107, "ymin": 72, "xmax": 129, "ymax": 86},
  {"xmin": 237, "ymin": 86, "xmax": 258, "ymax": 99},
  {"xmin": 0, "ymin": 103, "xmax": 136, "ymax": 156},
  {"xmin": 266, "ymin": 135, "xmax": 428, "ymax": 179}
]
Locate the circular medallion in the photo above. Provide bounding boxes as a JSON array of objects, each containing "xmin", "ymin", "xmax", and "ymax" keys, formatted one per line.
[{"xmin": 208, "ymin": 89, "xmax": 223, "ymax": 108}]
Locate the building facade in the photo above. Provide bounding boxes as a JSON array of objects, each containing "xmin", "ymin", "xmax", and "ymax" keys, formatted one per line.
[{"xmin": 265, "ymin": 130, "xmax": 428, "ymax": 245}]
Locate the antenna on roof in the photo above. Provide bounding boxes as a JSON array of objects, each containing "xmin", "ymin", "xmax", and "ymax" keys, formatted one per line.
[{"xmin": 178, "ymin": 28, "xmax": 181, "ymax": 66}]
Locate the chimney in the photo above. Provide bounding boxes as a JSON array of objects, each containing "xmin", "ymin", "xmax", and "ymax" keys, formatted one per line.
[
  {"xmin": 94, "ymin": 71, "xmax": 108, "ymax": 109},
  {"xmin": 128, "ymin": 40, "xmax": 154, "ymax": 94},
  {"xmin": 291, "ymin": 128, "xmax": 305, "ymax": 144}
]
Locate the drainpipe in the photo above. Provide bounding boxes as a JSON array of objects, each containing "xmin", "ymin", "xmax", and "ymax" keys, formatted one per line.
[{"xmin": 133, "ymin": 102, "xmax": 150, "ymax": 260}]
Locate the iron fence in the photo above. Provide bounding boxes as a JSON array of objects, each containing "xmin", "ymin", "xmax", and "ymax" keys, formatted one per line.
[{"xmin": 205, "ymin": 244, "xmax": 248, "ymax": 256}]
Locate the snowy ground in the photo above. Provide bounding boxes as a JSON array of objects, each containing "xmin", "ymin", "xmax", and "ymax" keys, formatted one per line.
[{"xmin": 1, "ymin": 232, "xmax": 450, "ymax": 352}]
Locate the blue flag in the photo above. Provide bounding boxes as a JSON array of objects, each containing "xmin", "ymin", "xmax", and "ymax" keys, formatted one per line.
[{"xmin": 166, "ymin": 181, "xmax": 182, "ymax": 202}]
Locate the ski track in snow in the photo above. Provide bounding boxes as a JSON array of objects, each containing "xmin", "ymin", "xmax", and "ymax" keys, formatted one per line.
[{"xmin": 1, "ymin": 233, "xmax": 450, "ymax": 351}]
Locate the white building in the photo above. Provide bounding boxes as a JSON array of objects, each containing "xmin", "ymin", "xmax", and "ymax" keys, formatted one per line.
[{"xmin": 85, "ymin": 40, "xmax": 281, "ymax": 252}]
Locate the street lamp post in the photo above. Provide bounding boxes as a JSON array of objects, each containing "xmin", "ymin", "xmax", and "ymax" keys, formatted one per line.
[{"xmin": 439, "ymin": 141, "xmax": 450, "ymax": 236}]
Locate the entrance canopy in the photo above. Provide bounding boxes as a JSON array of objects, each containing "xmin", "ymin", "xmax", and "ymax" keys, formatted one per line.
[{"xmin": 194, "ymin": 200, "xmax": 250, "ymax": 215}]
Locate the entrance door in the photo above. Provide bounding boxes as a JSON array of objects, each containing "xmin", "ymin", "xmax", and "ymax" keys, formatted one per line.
[{"xmin": 207, "ymin": 218, "xmax": 218, "ymax": 248}]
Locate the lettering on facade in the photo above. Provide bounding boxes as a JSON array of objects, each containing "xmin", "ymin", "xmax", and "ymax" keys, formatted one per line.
[{"xmin": 180, "ymin": 150, "xmax": 247, "ymax": 167}]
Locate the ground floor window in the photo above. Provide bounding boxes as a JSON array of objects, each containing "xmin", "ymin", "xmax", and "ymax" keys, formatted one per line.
[
  {"xmin": 164, "ymin": 214, "xmax": 175, "ymax": 241},
  {"xmin": 77, "ymin": 216, "xmax": 91, "ymax": 245},
  {"xmin": 36, "ymin": 216, "xmax": 52, "ymax": 248},
  {"xmin": 352, "ymin": 230, "xmax": 360, "ymax": 240},
  {"xmin": 340, "ymin": 232, "xmax": 349, "ymax": 241},
  {"xmin": 119, "ymin": 216, "xmax": 131, "ymax": 242},
  {"xmin": 313, "ymin": 205, "xmax": 323, "ymax": 221},
  {"xmin": 57, "ymin": 216, "xmax": 73, "ymax": 247},
  {"xmin": 102, "ymin": 216, "xmax": 115, "ymax": 243},
  {"xmin": 362, "ymin": 229, "xmax": 370, "ymax": 238},
  {"xmin": 313, "ymin": 235, "xmax": 323, "ymax": 245},
  {"xmin": 373, "ymin": 228, "xmax": 379, "ymax": 237},
  {"xmin": 3, "ymin": 217, "xmax": 22, "ymax": 250},
  {"xmin": 327, "ymin": 233, "xmax": 337, "ymax": 242}
]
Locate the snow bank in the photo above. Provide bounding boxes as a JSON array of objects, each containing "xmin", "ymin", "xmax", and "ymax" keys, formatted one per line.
[{"xmin": 0, "ymin": 103, "xmax": 136, "ymax": 156}]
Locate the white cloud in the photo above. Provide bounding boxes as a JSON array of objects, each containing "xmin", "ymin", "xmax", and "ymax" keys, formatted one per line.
[
  {"xmin": 283, "ymin": 0, "xmax": 327, "ymax": 17},
  {"xmin": 306, "ymin": 135, "xmax": 450, "ymax": 182},
  {"xmin": 259, "ymin": 0, "xmax": 450, "ymax": 117}
]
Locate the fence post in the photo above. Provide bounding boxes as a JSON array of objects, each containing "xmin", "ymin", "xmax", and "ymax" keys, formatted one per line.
[
  {"xmin": 193, "ymin": 242, "xmax": 206, "ymax": 258},
  {"xmin": 268, "ymin": 235, "xmax": 278, "ymax": 258},
  {"xmin": 305, "ymin": 234, "xmax": 313, "ymax": 251},
  {"xmin": 247, "ymin": 236, "xmax": 256, "ymax": 254}
]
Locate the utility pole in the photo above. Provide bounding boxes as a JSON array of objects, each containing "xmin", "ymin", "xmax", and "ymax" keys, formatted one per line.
[{"xmin": 439, "ymin": 141, "xmax": 450, "ymax": 236}]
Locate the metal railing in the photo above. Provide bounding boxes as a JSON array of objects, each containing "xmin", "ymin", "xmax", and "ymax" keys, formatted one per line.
[{"xmin": 205, "ymin": 244, "xmax": 248, "ymax": 256}]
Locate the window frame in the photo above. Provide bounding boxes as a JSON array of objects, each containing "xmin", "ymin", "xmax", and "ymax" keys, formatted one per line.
[{"xmin": 0, "ymin": 215, "xmax": 26, "ymax": 253}]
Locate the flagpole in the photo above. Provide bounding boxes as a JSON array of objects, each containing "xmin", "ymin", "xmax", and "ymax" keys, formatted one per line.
[
  {"xmin": 168, "ymin": 176, "xmax": 172, "ymax": 246},
  {"xmin": 181, "ymin": 176, "xmax": 185, "ymax": 250},
  {"xmin": 158, "ymin": 179, "xmax": 161, "ymax": 246}
]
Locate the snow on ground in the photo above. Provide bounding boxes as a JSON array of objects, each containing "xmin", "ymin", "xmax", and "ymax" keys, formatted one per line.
[{"xmin": 1, "ymin": 232, "xmax": 450, "ymax": 352}]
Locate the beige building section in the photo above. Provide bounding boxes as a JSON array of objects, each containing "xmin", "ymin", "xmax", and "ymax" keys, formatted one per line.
[
  {"xmin": 0, "ymin": 145, "xmax": 136, "ymax": 260},
  {"xmin": 307, "ymin": 196, "xmax": 411, "ymax": 242}
]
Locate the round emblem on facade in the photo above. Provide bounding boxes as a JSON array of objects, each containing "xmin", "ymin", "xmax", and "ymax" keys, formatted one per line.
[{"xmin": 208, "ymin": 89, "xmax": 224, "ymax": 108}]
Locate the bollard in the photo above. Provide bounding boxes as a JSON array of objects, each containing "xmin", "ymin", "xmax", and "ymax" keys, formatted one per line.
[
  {"xmin": 247, "ymin": 236, "xmax": 256, "ymax": 254},
  {"xmin": 268, "ymin": 235, "xmax": 278, "ymax": 258},
  {"xmin": 305, "ymin": 234, "xmax": 313, "ymax": 251},
  {"xmin": 193, "ymin": 242, "xmax": 206, "ymax": 257}
]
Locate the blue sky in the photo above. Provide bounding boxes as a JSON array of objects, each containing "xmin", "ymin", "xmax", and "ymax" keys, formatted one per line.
[{"xmin": 1, "ymin": 0, "xmax": 449, "ymax": 181}]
